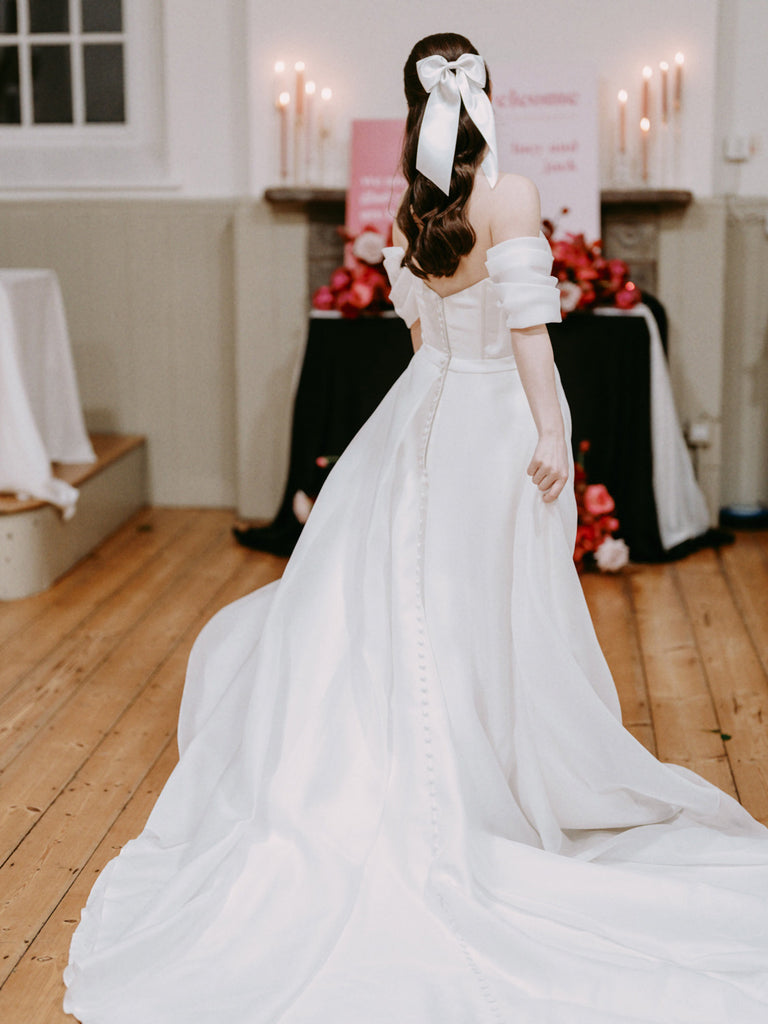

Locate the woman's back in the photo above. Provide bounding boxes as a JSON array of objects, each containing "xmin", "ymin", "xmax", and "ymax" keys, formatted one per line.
[{"xmin": 395, "ymin": 170, "xmax": 543, "ymax": 298}]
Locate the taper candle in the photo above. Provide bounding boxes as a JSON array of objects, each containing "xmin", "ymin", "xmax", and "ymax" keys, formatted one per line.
[
  {"xmin": 305, "ymin": 81, "xmax": 316, "ymax": 180},
  {"xmin": 294, "ymin": 61, "xmax": 305, "ymax": 117},
  {"xmin": 659, "ymin": 61, "xmax": 669, "ymax": 124},
  {"xmin": 278, "ymin": 91, "xmax": 290, "ymax": 180},
  {"xmin": 617, "ymin": 89, "xmax": 628, "ymax": 154},
  {"xmin": 640, "ymin": 116, "xmax": 650, "ymax": 181},
  {"xmin": 642, "ymin": 66, "xmax": 652, "ymax": 120},
  {"xmin": 674, "ymin": 52, "xmax": 684, "ymax": 112}
]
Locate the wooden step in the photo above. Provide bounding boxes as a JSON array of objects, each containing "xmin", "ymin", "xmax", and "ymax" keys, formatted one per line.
[{"xmin": 0, "ymin": 435, "xmax": 147, "ymax": 600}]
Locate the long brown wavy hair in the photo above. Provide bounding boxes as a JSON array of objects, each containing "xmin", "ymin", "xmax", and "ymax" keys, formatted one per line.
[{"xmin": 396, "ymin": 33, "xmax": 491, "ymax": 279}]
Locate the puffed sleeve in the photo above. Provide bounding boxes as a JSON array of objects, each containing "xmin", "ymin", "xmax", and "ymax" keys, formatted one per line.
[
  {"xmin": 382, "ymin": 246, "xmax": 420, "ymax": 328},
  {"xmin": 485, "ymin": 234, "xmax": 562, "ymax": 328}
]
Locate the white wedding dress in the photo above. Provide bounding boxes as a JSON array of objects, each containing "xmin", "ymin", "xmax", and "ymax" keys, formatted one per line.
[{"xmin": 64, "ymin": 236, "xmax": 768, "ymax": 1024}]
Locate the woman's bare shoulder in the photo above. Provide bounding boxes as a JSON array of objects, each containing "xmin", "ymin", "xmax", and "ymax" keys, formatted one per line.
[
  {"xmin": 486, "ymin": 173, "xmax": 542, "ymax": 243},
  {"xmin": 392, "ymin": 220, "xmax": 407, "ymax": 249}
]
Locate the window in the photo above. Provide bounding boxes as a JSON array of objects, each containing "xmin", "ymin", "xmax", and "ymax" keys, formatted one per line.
[
  {"xmin": 0, "ymin": 0, "xmax": 166, "ymax": 191},
  {"xmin": 0, "ymin": 0, "xmax": 126, "ymax": 126}
]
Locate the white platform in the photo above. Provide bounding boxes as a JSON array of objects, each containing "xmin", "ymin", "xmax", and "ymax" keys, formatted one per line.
[{"xmin": 0, "ymin": 435, "xmax": 147, "ymax": 600}]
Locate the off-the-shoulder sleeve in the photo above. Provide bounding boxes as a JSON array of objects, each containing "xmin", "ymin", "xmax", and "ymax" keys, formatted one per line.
[
  {"xmin": 485, "ymin": 234, "xmax": 562, "ymax": 328},
  {"xmin": 382, "ymin": 246, "xmax": 420, "ymax": 328}
]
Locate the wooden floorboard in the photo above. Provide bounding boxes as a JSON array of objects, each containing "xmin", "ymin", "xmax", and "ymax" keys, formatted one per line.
[{"xmin": 0, "ymin": 513, "xmax": 766, "ymax": 1021}]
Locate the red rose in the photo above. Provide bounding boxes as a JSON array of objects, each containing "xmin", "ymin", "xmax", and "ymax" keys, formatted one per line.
[
  {"xmin": 329, "ymin": 267, "xmax": 353, "ymax": 293},
  {"xmin": 615, "ymin": 281, "xmax": 641, "ymax": 309},
  {"xmin": 584, "ymin": 484, "xmax": 615, "ymax": 516},
  {"xmin": 349, "ymin": 280, "xmax": 375, "ymax": 309}
]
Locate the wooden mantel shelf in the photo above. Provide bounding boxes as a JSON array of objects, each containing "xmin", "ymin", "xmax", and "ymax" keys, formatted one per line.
[
  {"xmin": 264, "ymin": 186, "xmax": 346, "ymax": 205},
  {"xmin": 601, "ymin": 189, "xmax": 693, "ymax": 210},
  {"xmin": 264, "ymin": 186, "xmax": 693, "ymax": 210}
]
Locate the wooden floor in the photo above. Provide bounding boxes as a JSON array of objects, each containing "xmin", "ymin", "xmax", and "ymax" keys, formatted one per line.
[{"xmin": 1, "ymin": 508, "xmax": 767, "ymax": 1022}]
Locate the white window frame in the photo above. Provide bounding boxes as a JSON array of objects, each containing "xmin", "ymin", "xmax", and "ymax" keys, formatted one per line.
[{"xmin": 0, "ymin": 0, "xmax": 169, "ymax": 192}]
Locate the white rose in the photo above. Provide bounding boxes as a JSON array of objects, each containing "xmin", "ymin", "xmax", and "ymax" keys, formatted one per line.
[
  {"xmin": 558, "ymin": 280, "xmax": 582, "ymax": 314},
  {"xmin": 595, "ymin": 536, "xmax": 629, "ymax": 572},
  {"xmin": 292, "ymin": 489, "xmax": 315, "ymax": 524},
  {"xmin": 352, "ymin": 230, "xmax": 386, "ymax": 265}
]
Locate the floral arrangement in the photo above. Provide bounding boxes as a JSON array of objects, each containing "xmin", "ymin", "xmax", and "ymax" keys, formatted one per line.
[
  {"xmin": 312, "ymin": 227, "xmax": 393, "ymax": 318},
  {"xmin": 542, "ymin": 212, "xmax": 641, "ymax": 317},
  {"xmin": 574, "ymin": 441, "xmax": 629, "ymax": 573}
]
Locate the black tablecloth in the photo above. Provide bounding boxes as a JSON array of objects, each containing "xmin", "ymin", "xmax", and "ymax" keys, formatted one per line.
[{"xmin": 234, "ymin": 302, "xmax": 681, "ymax": 561}]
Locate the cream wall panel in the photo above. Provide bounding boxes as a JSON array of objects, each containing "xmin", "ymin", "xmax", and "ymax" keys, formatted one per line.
[
  {"xmin": 233, "ymin": 202, "xmax": 309, "ymax": 520},
  {"xmin": 721, "ymin": 199, "xmax": 768, "ymax": 507},
  {"xmin": 657, "ymin": 199, "xmax": 728, "ymax": 521},
  {"xmin": 0, "ymin": 200, "xmax": 239, "ymax": 507}
]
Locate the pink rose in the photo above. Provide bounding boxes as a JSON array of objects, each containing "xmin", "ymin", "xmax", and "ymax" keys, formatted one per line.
[
  {"xmin": 351, "ymin": 230, "xmax": 386, "ymax": 265},
  {"xmin": 292, "ymin": 489, "xmax": 315, "ymax": 524},
  {"xmin": 312, "ymin": 285, "xmax": 335, "ymax": 311},
  {"xmin": 595, "ymin": 536, "xmax": 629, "ymax": 572},
  {"xmin": 349, "ymin": 280, "xmax": 375, "ymax": 309},
  {"xmin": 584, "ymin": 483, "xmax": 615, "ymax": 516},
  {"xmin": 558, "ymin": 280, "xmax": 582, "ymax": 314}
]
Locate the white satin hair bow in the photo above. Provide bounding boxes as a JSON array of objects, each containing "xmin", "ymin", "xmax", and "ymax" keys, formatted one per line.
[{"xmin": 415, "ymin": 53, "xmax": 499, "ymax": 196}]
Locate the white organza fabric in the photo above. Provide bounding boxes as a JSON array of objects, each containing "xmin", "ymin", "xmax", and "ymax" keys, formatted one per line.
[{"xmin": 64, "ymin": 238, "xmax": 768, "ymax": 1024}]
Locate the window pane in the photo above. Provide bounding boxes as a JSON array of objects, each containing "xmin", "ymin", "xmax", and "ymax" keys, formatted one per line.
[
  {"xmin": 0, "ymin": 45, "xmax": 20, "ymax": 122},
  {"xmin": 31, "ymin": 44, "xmax": 72, "ymax": 122},
  {"xmin": 84, "ymin": 42, "xmax": 123, "ymax": 122},
  {"xmin": 81, "ymin": 0, "xmax": 122, "ymax": 33},
  {"xmin": 0, "ymin": 1, "xmax": 18, "ymax": 34},
  {"xmin": 29, "ymin": 0, "xmax": 69, "ymax": 33}
]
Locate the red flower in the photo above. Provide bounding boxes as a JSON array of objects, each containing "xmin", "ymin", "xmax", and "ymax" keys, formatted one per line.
[
  {"xmin": 615, "ymin": 281, "xmax": 641, "ymax": 309},
  {"xmin": 312, "ymin": 285, "xmax": 335, "ymax": 310},
  {"xmin": 329, "ymin": 267, "xmax": 353, "ymax": 292},
  {"xmin": 584, "ymin": 484, "xmax": 615, "ymax": 516}
]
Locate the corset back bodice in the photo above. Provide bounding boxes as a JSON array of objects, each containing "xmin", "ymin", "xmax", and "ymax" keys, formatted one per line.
[{"xmin": 383, "ymin": 234, "xmax": 562, "ymax": 367}]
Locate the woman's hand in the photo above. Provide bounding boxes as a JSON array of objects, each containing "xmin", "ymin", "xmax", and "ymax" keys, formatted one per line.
[{"xmin": 527, "ymin": 433, "xmax": 569, "ymax": 503}]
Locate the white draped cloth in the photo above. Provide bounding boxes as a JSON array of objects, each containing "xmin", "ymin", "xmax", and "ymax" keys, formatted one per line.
[
  {"xmin": 0, "ymin": 269, "xmax": 95, "ymax": 518},
  {"xmin": 594, "ymin": 304, "xmax": 710, "ymax": 551}
]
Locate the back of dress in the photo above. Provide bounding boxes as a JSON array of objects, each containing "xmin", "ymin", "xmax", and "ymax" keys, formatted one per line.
[{"xmin": 383, "ymin": 233, "xmax": 563, "ymax": 363}]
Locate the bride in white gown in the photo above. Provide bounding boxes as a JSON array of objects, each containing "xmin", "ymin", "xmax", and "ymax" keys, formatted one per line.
[{"xmin": 64, "ymin": 33, "xmax": 768, "ymax": 1024}]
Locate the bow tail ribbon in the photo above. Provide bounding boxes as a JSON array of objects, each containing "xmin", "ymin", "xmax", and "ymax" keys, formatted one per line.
[
  {"xmin": 456, "ymin": 74, "xmax": 498, "ymax": 191},
  {"xmin": 416, "ymin": 81, "xmax": 462, "ymax": 196}
]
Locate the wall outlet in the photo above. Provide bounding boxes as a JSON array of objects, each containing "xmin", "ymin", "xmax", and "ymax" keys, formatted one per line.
[{"xmin": 686, "ymin": 419, "xmax": 712, "ymax": 446}]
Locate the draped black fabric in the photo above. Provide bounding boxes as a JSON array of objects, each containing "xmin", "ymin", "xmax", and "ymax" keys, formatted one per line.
[{"xmin": 233, "ymin": 300, "xmax": 712, "ymax": 563}]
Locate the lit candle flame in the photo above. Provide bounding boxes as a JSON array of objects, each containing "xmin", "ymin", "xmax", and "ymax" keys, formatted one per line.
[
  {"xmin": 305, "ymin": 81, "xmax": 316, "ymax": 96},
  {"xmin": 642, "ymin": 65, "xmax": 653, "ymax": 80},
  {"xmin": 274, "ymin": 60, "xmax": 285, "ymax": 74},
  {"xmin": 618, "ymin": 89, "xmax": 628, "ymax": 104},
  {"xmin": 321, "ymin": 87, "xmax": 332, "ymax": 101},
  {"xmin": 675, "ymin": 52, "xmax": 684, "ymax": 66},
  {"xmin": 278, "ymin": 91, "xmax": 290, "ymax": 108},
  {"xmin": 640, "ymin": 117, "xmax": 650, "ymax": 132}
]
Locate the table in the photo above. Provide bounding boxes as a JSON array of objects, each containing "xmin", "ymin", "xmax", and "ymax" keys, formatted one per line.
[
  {"xmin": 235, "ymin": 302, "xmax": 712, "ymax": 562},
  {"xmin": 0, "ymin": 270, "xmax": 95, "ymax": 518}
]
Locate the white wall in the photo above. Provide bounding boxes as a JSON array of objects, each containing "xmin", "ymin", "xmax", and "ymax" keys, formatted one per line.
[
  {"xmin": 0, "ymin": 0, "xmax": 764, "ymax": 199},
  {"xmin": 246, "ymin": 0, "xmax": 725, "ymax": 197},
  {"xmin": 712, "ymin": 0, "xmax": 768, "ymax": 196},
  {"xmin": 162, "ymin": 0, "xmax": 251, "ymax": 195}
]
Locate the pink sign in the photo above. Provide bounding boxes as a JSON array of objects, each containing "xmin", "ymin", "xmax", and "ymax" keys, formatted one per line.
[
  {"xmin": 492, "ymin": 65, "xmax": 600, "ymax": 239},
  {"xmin": 346, "ymin": 119, "xmax": 407, "ymax": 236}
]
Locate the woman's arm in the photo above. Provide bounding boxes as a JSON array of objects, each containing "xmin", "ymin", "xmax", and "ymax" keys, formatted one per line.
[
  {"xmin": 391, "ymin": 222, "xmax": 422, "ymax": 352},
  {"xmin": 490, "ymin": 175, "xmax": 569, "ymax": 503},
  {"xmin": 509, "ymin": 325, "xmax": 569, "ymax": 503}
]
